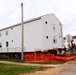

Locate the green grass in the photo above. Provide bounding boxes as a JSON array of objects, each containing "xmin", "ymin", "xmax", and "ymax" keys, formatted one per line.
[
  {"xmin": 0, "ymin": 58, "xmax": 21, "ymax": 62},
  {"xmin": 0, "ymin": 63, "xmax": 42, "ymax": 75},
  {"xmin": 73, "ymin": 58, "xmax": 76, "ymax": 61},
  {"xmin": 35, "ymin": 61, "xmax": 64, "ymax": 64},
  {"xmin": 50, "ymin": 62, "xmax": 64, "ymax": 64}
]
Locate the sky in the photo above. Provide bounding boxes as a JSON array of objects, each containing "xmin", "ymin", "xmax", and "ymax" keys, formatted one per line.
[{"xmin": 0, "ymin": 0, "xmax": 76, "ymax": 36}]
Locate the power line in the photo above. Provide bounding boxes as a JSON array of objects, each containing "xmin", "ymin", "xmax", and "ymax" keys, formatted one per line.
[
  {"xmin": 0, "ymin": 6, "xmax": 21, "ymax": 23},
  {"xmin": 0, "ymin": 3, "xmax": 28, "ymax": 26}
]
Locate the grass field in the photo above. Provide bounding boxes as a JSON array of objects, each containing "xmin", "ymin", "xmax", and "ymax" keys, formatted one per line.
[
  {"xmin": 0, "ymin": 63, "xmax": 42, "ymax": 75},
  {"xmin": 0, "ymin": 58, "xmax": 21, "ymax": 62}
]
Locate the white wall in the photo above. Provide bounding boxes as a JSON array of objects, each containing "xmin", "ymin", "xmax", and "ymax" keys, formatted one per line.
[
  {"xmin": 0, "ymin": 19, "xmax": 43, "ymax": 52},
  {"xmin": 42, "ymin": 14, "xmax": 63, "ymax": 50},
  {"xmin": 0, "ymin": 13, "xmax": 63, "ymax": 53},
  {"xmin": 0, "ymin": 25, "xmax": 22, "ymax": 52},
  {"xmin": 24, "ymin": 19, "xmax": 43, "ymax": 52}
]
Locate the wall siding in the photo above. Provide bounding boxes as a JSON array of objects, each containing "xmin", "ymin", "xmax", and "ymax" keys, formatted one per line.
[{"xmin": 0, "ymin": 13, "xmax": 63, "ymax": 53}]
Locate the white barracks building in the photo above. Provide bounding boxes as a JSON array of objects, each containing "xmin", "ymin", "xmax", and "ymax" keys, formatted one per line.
[{"xmin": 0, "ymin": 13, "xmax": 63, "ymax": 53}]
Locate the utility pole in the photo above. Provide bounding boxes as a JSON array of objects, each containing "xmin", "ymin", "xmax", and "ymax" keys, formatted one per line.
[{"xmin": 21, "ymin": 3, "xmax": 24, "ymax": 62}]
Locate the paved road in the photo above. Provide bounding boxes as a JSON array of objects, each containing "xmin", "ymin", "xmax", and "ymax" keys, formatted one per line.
[{"xmin": 51, "ymin": 65, "xmax": 76, "ymax": 75}]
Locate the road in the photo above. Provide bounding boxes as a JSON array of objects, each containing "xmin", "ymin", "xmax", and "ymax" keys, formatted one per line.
[{"xmin": 52, "ymin": 64, "xmax": 76, "ymax": 75}]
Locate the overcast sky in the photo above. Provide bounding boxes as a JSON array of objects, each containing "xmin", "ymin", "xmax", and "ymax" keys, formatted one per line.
[{"xmin": 0, "ymin": 0, "xmax": 76, "ymax": 36}]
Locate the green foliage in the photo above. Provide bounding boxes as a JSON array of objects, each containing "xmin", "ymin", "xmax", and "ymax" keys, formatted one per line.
[{"xmin": 0, "ymin": 63, "xmax": 42, "ymax": 75}]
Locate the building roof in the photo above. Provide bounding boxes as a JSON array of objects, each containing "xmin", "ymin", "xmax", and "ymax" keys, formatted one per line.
[
  {"xmin": 73, "ymin": 36, "xmax": 76, "ymax": 39},
  {"xmin": 0, "ymin": 16, "xmax": 41, "ymax": 31},
  {"xmin": 64, "ymin": 36, "xmax": 76, "ymax": 40},
  {"xmin": 0, "ymin": 13, "xmax": 62, "ymax": 31}
]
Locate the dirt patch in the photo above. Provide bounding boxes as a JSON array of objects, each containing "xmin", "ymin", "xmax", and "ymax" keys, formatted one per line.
[
  {"xmin": 19, "ymin": 67, "xmax": 68, "ymax": 75},
  {"xmin": 65, "ymin": 60, "xmax": 76, "ymax": 64}
]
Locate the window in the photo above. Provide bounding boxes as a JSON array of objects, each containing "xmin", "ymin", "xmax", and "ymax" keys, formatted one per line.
[
  {"xmin": 11, "ymin": 27, "xmax": 13, "ymax": 30},
  {"xmin": 6, "ymin": 30, "xmax": 8, "ymax": 35},
  {"xmin": 53, "ymin": 36, "xmax": 57, "ymax": 44},
  {"xmin": 46, "ymin": 36, "xmax": 48, "ymax": 39},
  {"xmin": 6, "ymin": 41, "xmax": 9, "ymax": 47},
  {"xmin": 59, "ymin": 23, "xmax": 61, "ymax": 25},
  {"xmin": 59, "ymin": 33, "xmax": 61, "ymax": 38},
  {"xmin": 45, "ymin": 21, "xmax": 47, "ymax": 24},
  {"xmin": 0, "ymin": 43, "xmax": 2, "ymax": 48},
  {"xmin": 53, "ymin": 24, "xmax": 55, "ymax": 31},
  {"xmin": 53, "ymin": 39, "xmax": 56, "ymax": 43},
  {"xmin": 11, "ymin": 40, "xmax": 13, "ymax": 42},
  {"xmin": 59, "ymin": 36, "xmax": 61, "ymax": 38},
  {"xmin": 0, "ymin": 32, "xmax": 1, "ymax": 37},
  {"xmin": 53, "ymin": 39, "xmax": 57, "ymax": 43}
]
